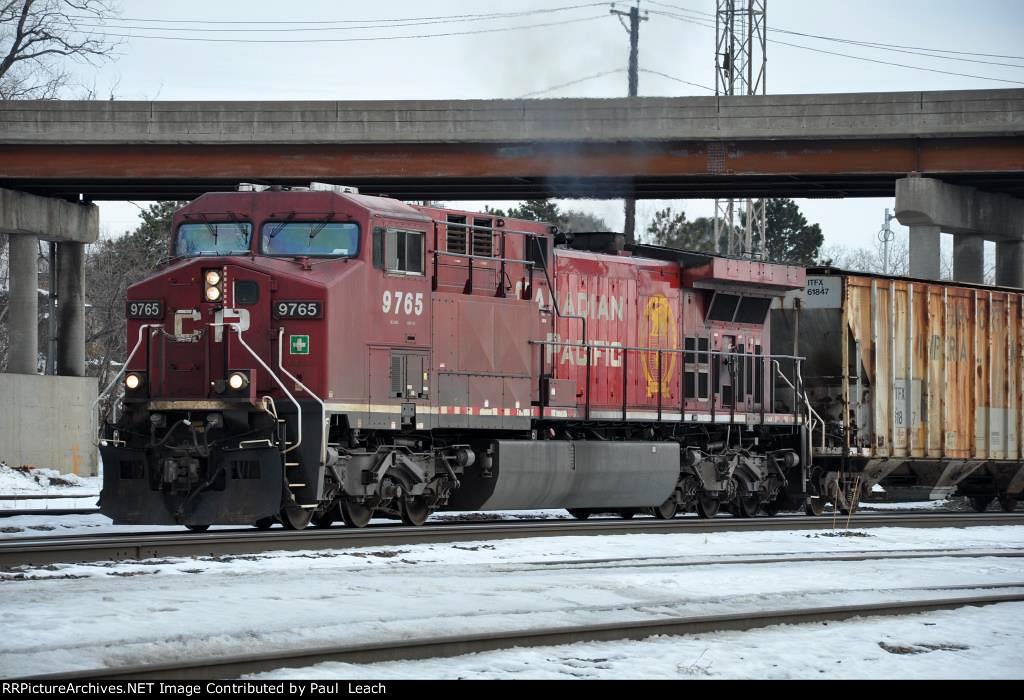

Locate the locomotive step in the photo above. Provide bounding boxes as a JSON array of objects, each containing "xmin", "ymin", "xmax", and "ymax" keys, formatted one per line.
[
  {"xmin": 285, "ymin": 462, "xmax": 300, "ymax": 467},
  {"xmin": 288, "ymin": 483, "xmax": 306, "ymax": 488}
]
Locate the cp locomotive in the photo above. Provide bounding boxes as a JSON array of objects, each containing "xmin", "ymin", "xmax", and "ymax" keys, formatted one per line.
[{"xmin": 98, "ymin": 185, "xmax": 815, "ymax": 529}]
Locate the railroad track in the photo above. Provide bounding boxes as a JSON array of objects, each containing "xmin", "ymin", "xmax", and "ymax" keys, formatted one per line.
[
  {"xmin": 0, "ymin": 493, "xmax": 100, "ymax": 518},
  {"xmin": 2, "ymin": 512, "xmax": 1022, "ymax": 569},
  {"xmin": 18, "ymin": 590, "xmax": 1024, "ymax": 681}
]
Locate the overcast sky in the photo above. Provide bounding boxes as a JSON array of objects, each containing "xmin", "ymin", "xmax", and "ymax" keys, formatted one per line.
[{"xmin": 77, "ymin": 0, "xmax": 1024, "ymax": 260}]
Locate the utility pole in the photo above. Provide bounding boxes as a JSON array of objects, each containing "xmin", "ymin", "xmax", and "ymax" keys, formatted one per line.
[
  {"xmin": 610, "ymin": 1, "xmax": 647, "ymax": 244},
  {"xmin": 878, "ymin": 207, "xmax": 896, "ymax": 275},
  {"xmin": 713, "ymin": 0, "xmax": 766, "ymax": 258}
]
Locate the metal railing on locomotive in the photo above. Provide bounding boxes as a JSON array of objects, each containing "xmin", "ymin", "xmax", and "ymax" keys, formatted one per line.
[{"xmin": 532, "ymin": 338, "xmax": 816, "ymax": 487}]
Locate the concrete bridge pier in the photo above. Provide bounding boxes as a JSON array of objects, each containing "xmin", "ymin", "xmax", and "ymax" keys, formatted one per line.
[
  {"xmin": 908, "ymin": 224, "xmax": 941, "ymax": 279},
  {"xmin": 7, "ymin": 233, "xmax": 38, "ymax": 374},
  {"xmin": 56, "ymin": 241, "xmax": 86, "ymax": 377},
  {"xmin": 953, "ymin": 233, "xmax": 986, "ymax": 285},
  {"xmin": 996, "ymin": 240, "xmax": 1024, "ymax": 288},
  {"xmin": 1, "ymin": 187, "xmax": 98, "ymax": 474},
  {"xmin": 896, "ymin": 177, "xmax": 1024, "ymax": 287}
]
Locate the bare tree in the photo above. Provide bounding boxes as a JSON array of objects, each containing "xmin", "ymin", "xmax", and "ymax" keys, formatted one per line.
[{"xmin": 0, "ymin": 0, "xmax": 119, "ymax": 100}]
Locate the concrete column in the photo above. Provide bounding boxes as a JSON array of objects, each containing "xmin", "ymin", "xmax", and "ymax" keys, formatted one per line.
[
  {"xmin": 996, "ymin": 239, "xmax": 1024, "ymax": 288},
  {"xmin": 953, "ymin": 233, "xmax": 985, "ymax": 284},
  {"xmin": 7, "ymin": 234, "xmax": 39, "ymax": 374},
  {"xmin": 908, "ymin": 224, "xmax": 941, "ymax": 279},
  {"xmin": 56, "ymin": 242, "xmax": 86, "ymax": 377}
]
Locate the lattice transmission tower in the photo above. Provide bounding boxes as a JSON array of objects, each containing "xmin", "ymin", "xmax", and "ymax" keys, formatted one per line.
[{"xmin": 713, "ymin": 0, "xmax": 767, "ymax": 258}]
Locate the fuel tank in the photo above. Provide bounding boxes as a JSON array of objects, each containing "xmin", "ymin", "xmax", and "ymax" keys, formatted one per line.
[{"xmin": 447, "ymin": 440, "xmax": 680, "ymax": 510}]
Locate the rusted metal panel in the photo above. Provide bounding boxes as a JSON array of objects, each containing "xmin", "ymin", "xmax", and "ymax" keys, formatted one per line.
[{"xmin": 843, "ymin": 276, "xmax": 1024, "ymax": 462}]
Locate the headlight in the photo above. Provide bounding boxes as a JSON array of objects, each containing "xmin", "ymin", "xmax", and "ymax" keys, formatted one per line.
[
  {"xmin": 204, "ymin": 268, "xmax": 224, "ymax": 303},
  {"xmin": 228, "ymin": 371, "xmax": 249, "ymax": 390},
  {"xmin": 125, "ymin": 373, "xmax": 144, "ymax": 390}
]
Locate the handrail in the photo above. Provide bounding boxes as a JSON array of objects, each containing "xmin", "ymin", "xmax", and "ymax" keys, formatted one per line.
[
  {"xmin": 275, "ymin": 327, "xmax": 327, "ymax": 464},
  {"xmin": 773, "ymin": 359, "xmax": 826, "ymax": 450},
  {"xmin": 92, "ymin": 323, "xmax": 159, "ymax": 445},
  {"xmin": 213, "ymin": 322, "xmax": 303, "ymax": 455}
]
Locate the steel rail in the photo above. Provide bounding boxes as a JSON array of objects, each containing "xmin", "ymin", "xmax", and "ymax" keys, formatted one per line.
[
  {"xmin": 17, "ymin": 591, "xmax": 1024, "ymax": 681},
  {"xmin": 0, "ymin": 494, "xmax": 98, "ymax": 501},
  {"xmin": 1, "ymin": 512, "xmax": 1022, "ymax": 569},
  {"xmin": 0, "ymin": 508, "xmax": 99, "ymax": 518}
]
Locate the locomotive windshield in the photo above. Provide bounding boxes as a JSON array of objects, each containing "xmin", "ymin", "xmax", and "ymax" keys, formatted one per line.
[
  {"xmin": 175, "ymin": 222, "xmax": 252, "ymax": 257},
  {"xmin": 261, "ymin": 221, "xmax": 359, "ymax": 258}
]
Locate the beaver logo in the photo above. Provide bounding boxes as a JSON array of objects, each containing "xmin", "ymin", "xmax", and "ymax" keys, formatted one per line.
[{"xmin": 641, "ymin": 294, "xmax": 677, "ymax": 398}]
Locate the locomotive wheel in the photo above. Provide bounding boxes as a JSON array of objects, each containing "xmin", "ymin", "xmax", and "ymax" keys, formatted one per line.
[
  {"xmin": 651, "ymin": 498, "xmax": 679, "ymax": 520},
  {"xmin": 969, "ymin": 495, "xmax": 994, "ymax": 513},
  {"xmin": 185, "ymin": 524, "xmax": 210, "ymax": 532},
  {"xmin": 736, "ymin": 494, "xmax": 760, "ymax": 518},
  {"xmin": 762, "ymin": 502, "xmax": 779, "ymax": 517},
  {"xmin": 618, "ymin": 510, "xmax": 637, "ymax": 520},
  {"xmin": 280, "ymin": 505, "xmax": 312, "ymax": 530},
  {"xmin": 567, "ymin": 509, "xmax": 593, "ymax": 520},
  {"xmin": 340, "ymin": 500, "xmax": 374, "ymax": 528},
  {"xmin": 999, "ymin": 495, "xmax": 1019, "ymax": 513},
  {"xmin": 400, "ymin": 496, "xmax": 431, "ymax": 527},
  {"xmin": 805, "ymin": 496, "xmax": 826, "ymax": 517},
  {"xmin": 696, "ymin": 495, "xmax": 720, "ymax": 519},
  {"xmin": 253, "ymin": 517, "xmax": 276, "ymax": 530},
  {"xmin": 312, "ymin": 502, "xmax": 340, "ymax": 529}
]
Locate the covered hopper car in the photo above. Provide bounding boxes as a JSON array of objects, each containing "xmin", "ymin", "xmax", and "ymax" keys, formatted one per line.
[
  {"xmin": 98, "ymin": 186, "xmax": 815, "ymax": 529},
  {"xmin": 773, "ymin": 270, "xmax": 1024, "ymax": 513}
]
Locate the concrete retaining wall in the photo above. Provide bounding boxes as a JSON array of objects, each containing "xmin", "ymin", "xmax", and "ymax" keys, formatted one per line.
[{"xmin": 0, "ymin": 374, "xmax": 98, "ymax": 475}]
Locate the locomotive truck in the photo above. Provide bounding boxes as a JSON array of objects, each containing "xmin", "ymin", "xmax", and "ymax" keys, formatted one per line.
[{"xmin": 98, "ymin": 185, "xmax": 815, "ymax": 529}]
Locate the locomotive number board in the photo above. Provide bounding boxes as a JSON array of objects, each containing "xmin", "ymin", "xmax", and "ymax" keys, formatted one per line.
[
  {"xmin": 126, "ymin": 300, "xmax": 164, "ymax": 319},
  {"xmin": 273, "ymin": 300, "xmax": 323, "ymax": 319}
]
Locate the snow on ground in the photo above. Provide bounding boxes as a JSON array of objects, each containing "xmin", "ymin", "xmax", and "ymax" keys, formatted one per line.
[
  {"xmin": 0, "ymin": 463, "xmax": 100, "ymax": 501},
  {"xmin": 255, "ymin": 603, "xmax": 1024, "ymax": 680},
  {"xmin": 0, "ymin": 525, "xmax": 1022, "ymax": 677}
]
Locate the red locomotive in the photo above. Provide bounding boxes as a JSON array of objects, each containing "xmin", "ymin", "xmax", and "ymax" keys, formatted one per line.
[{"xmin": 99, "ymin": 185, "xmax": 812, "ymax": 529}]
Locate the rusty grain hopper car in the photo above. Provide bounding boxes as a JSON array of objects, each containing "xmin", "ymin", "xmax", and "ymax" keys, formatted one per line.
[{"xmin": 773, "ymin": 269, "xmax": 1024, "ymax": 513}]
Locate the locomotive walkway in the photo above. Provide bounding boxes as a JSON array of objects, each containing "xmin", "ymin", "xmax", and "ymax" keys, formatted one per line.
[{"xmin": 2, "ymin": 512, "xmax": 1022, "ymax": 568}]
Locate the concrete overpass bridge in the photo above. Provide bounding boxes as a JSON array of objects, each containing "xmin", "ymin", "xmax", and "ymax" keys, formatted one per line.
[{"xmin": 1, "ymin": 89, "xmax": 1022, "ymax": 201}]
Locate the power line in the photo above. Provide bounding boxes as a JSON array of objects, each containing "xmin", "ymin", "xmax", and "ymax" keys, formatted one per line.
[
  {"xmin": 518, "ymin": 69, "xmax": 628, "ymax": 98},
  {"xmin": 64, "ymin": 3, "xmax": 610, "ymax": 33},
  {"xmin": 76, "ymin": 14, "xmax": 608, "ymax": 44},
  {"xmin": 638, "ymin": 68, "xmax": 714, "ymax": 92},
  {"xmin": 647, "ymin": 9, "xmax": 1024, "ymax": 86},
  {"xmin": 66, "ymin": 3, "xmax": 610, "ymax": 27},
  {"xmin": 645, "ymin": 0, "xmax": 1024, "ymax": 62}
]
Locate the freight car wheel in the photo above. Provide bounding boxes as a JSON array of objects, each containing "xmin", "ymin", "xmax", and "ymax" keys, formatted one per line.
[
  {"xmin": 280, "ymin": 506, "xmax": 312, "ymax": 530},
  {"xmin": 651, "ymin": 498, "xmax": 679, "ymax": 520},
  {"xmin": 400, "ymin": 496, "xmax": 431, "ymax": 527},
  {"xmin": 254, "ymin": 517, "xmax": 276, "ymax": 530},
  {"xmin": 567, "ymin": 509, "xmax": 593, "ymax": 520},
  {"xmin": 340, "ymin": 500, "xmax": 373, "ymax": 528},
  {"xmin": 805, "ymin": 497, "xmax": 826, "ymax": 516},
  {"xmin": 969, "ymin": 496, "xmax": 994, "ymax": 513},
  {"xmin": 999, "ymin": 495, "xmax": 1019, "ymax": 513},
  {"xmin": 696, "ymin": 495, "xmax": 720, "ymax": 519},
  {"xmin": 312, "ymin": 503, "xmax": 340, "ymax": 529},
  {"xmin": 736, "ymin": 494, "xmax": 760, "ymax": 518}
]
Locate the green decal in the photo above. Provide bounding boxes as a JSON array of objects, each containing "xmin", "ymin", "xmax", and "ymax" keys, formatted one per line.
[{"xmin": 290, "ymin": 335, "xmax": 310, "ymax": 355}]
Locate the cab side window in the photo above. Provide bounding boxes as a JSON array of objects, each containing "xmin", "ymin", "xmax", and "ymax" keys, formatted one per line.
[{"xmin": 385, "ymin": 229, "xmax": 425, "ymax": 275}]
